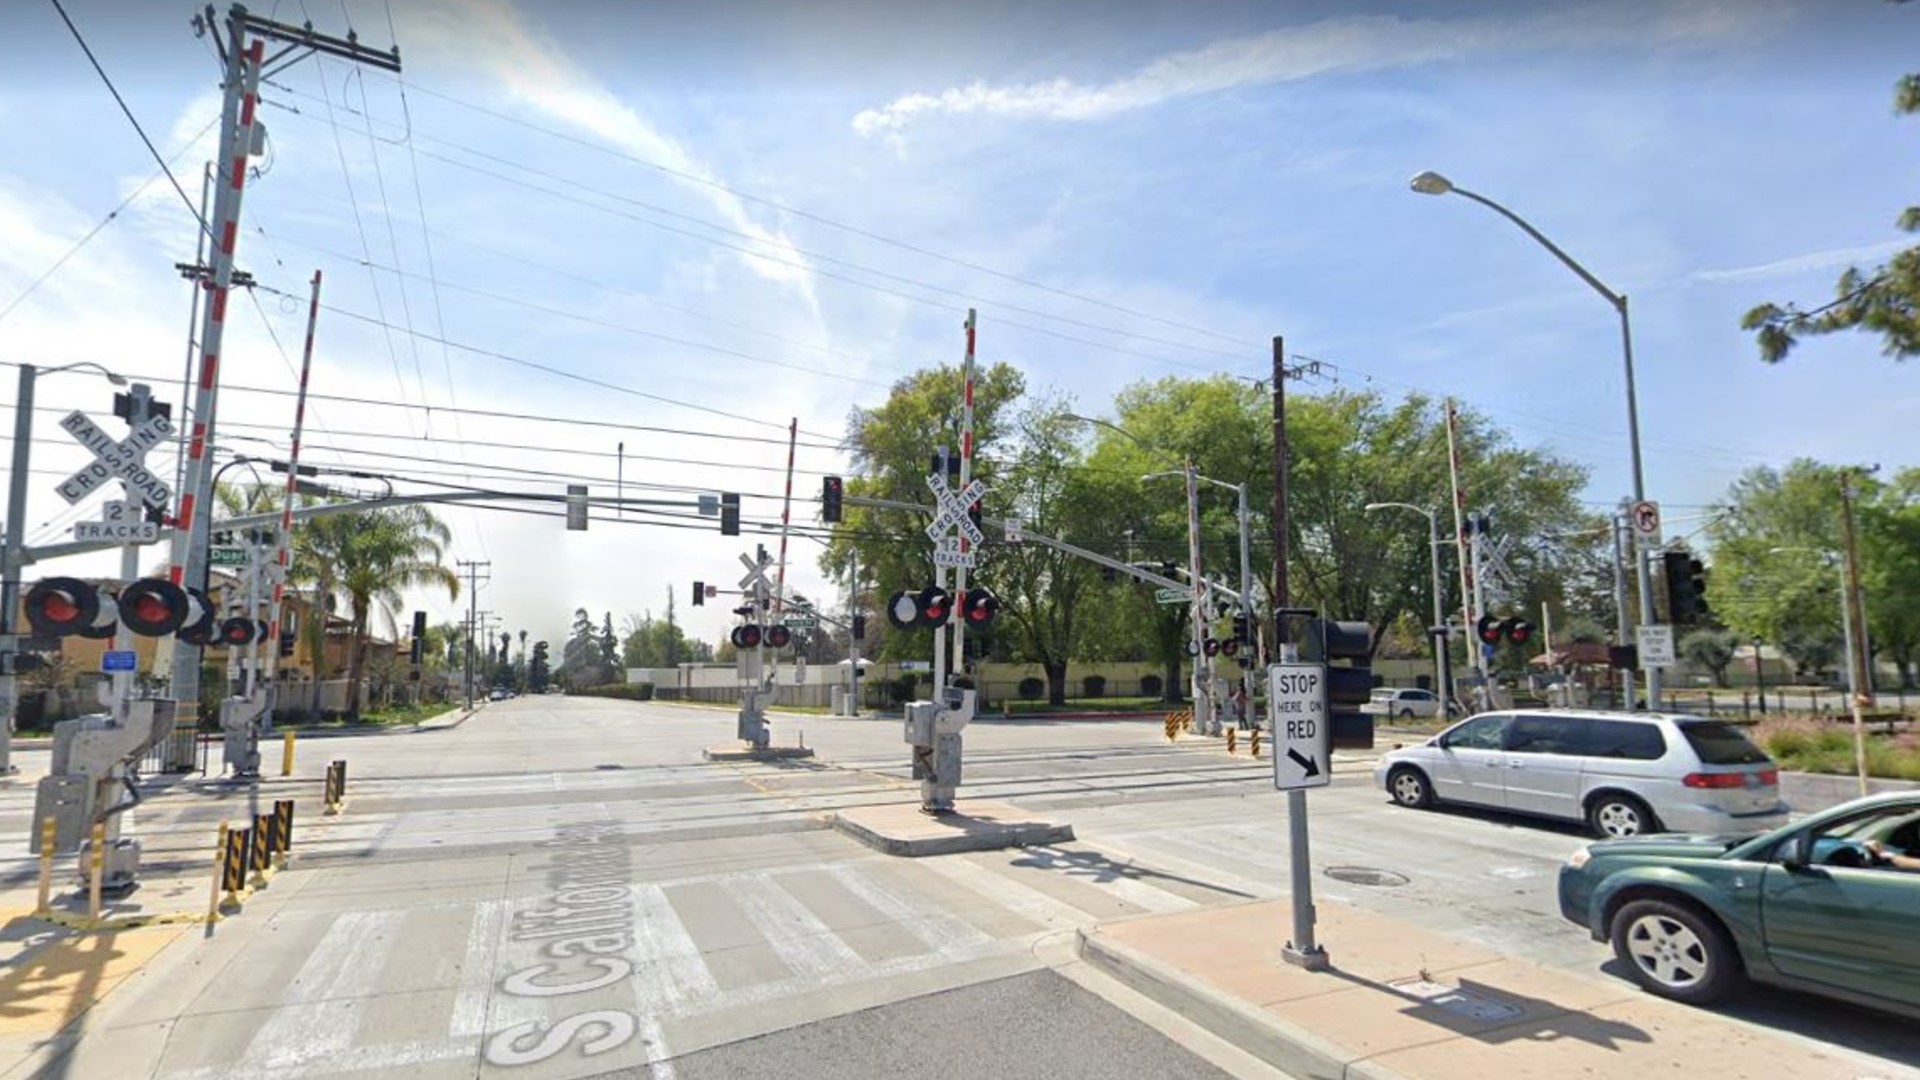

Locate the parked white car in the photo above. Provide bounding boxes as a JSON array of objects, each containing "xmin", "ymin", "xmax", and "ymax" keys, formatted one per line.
[
  {"xmin": 1373, "ymin": 709, "xmax": 1789, "ymax": 839},
  {"xmin": 1364, "ymin": 687, "xmax": 1447, "ymax": 719}
]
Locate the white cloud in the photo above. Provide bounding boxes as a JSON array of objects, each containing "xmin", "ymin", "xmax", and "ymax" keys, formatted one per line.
[
  {"xmin": 852, "ymin": 2, "xmax": 1792, "ymax": 137},
  {"xmin": 397, "ymin": 0, "xmax": 819, "ymax": 315},
  {"xmin": 1686, "ymin": 237, "xmax": 1912, "ymax": 284}
]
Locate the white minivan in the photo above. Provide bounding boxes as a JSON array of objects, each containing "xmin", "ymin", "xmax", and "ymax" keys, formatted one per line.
[{"xmin": 1373, "ymin": 709, "xmax": 1789, "ymax": 839}]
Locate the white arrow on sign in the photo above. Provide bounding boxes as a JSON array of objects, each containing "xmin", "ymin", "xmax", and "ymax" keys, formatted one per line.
[
  {"xmin": 55, "ymin": 411, "xmax": 174, "ymax": 509},
  {"xmin": 1269, "ymin": 661, "xmax": 1331, "ymax": 792}
]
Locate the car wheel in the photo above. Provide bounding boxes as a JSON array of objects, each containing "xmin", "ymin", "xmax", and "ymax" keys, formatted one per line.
[
  {"xmin": 1397, "ymin": 708, "xmax": 1416, "ymax": 720},
  {"xmin": 1387, "ymin": 766, "xmax": 1433, "ymax": 809},
  {"xmin": 1589, "ymin": 793, "xmax": 1658, "ymax": 839},
  {"xmin": 1610, "ymin": 899, "xmax": 1740, "ymax": 1004}
]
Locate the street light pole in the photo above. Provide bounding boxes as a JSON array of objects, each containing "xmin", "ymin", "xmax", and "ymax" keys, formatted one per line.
[
  {"xmin": 1366, "ymin": 502, "xmax": 1447, "ymax": 703},
  {"xmin": 1412, "ymin": 170, "xmax": 1661, "ymax": 708}
]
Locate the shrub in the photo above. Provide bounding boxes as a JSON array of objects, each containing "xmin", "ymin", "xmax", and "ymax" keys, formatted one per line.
[
  {"xmin": 1017, "ymin": 677, "xmax": 1045, "ymax": 699},
  {"xmin": 1082, "ymin": 675, "xmax": 1106, "ymax": 698},
  {"xmin": 570, "ymin": 682, "xmax": 654, "ymax": 701}
]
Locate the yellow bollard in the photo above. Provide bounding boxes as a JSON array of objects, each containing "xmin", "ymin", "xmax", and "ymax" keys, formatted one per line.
[
  {"xmin": 207, "ymin": 821, "xmax": 229, "ymax": 924},
  {"xmin": 1226, "ymin": 728, "xmax": 1237, "ymax": 755},
  {"xmin": 1251, "ymin": 728, "xmax": 1262, "ymax": 758},
  {"xmin": 281, "ymin": 730, "xmax": 296, "ymax": 777},
  {"xmin": 87, "ymin": 821, "xmax": 106, "ymax": 921},
  {"xmin": 35, "ymin": 816, "xmax": 56, "ymax": 916}
]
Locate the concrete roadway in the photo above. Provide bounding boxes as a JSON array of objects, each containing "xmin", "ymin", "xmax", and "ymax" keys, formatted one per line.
[{"xmin": 0, "ymin": 696, "xmax": 1912, "ymax": 1079}]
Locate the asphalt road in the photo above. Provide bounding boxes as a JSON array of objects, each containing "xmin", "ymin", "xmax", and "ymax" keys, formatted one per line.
[
  {"xmin": 617, "ymin": 970, "xmax": 1233, "ymax": 1080},
  {"xmin": 0, "ymin": 696, "xmax": 1913, "ymax": 1078}
]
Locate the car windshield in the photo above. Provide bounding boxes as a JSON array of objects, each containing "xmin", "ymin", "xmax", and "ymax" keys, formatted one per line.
[{"xmin": 1679, "ymin": 721, "xmax": 1772, "ymax": 765}]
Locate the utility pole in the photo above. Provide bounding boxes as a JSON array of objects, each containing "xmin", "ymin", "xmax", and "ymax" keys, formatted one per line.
[
  {"xmin": 458, "ymin": 560, "xmax": 489, "ymax": 708},
  {"xmin": 1185, "ymin": 459, "xmax": 1210, "ymax": 734},
  {"xmin": 1442, "ymin": 399, "xmax": 1473, "ymax": 713},
  {"xmin": 1838, "ymin": 469, "xmax": 1875, "ymax": 796},
  {"xmin": 1, "ymin": 365, "xmax": 37, "ymax": 775},
  {"xmin": 166, "ymin": 4, "xmax": 400, "ymax": 708}
]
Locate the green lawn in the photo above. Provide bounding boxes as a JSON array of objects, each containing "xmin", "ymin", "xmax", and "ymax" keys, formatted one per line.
[{"xmin": 1752, "ymin": 717, "xmax": 1920, "ymax": 781}]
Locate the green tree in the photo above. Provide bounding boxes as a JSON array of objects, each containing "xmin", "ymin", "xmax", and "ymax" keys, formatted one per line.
[
  {"xmin": 1743, "ymin": 27, "xmax": 1919, "ymax": 362},
  {"xmin": 1862, "ymin": 467, "xmax": 1920, "ymax": 688},
  {"xmin": 528, "ymin": 640, "xmax": 551, "ymax": 692},
  {"xmin": 1679, "ymin": 629, "xmax": 1739, "ymax": 687},
  {"xmin": 822, "ymin": 362, "xmax": 1025, "ymax": 661},
  {"xmin": 599, "ymin": 613, "xmax": 619, "ymax": 667},
  {"xmin": 293, "ymin": 505, "xmax": 459, "ymax": 720},
  {"xmin": 1704, "ymin": 460, "xmax": 1861, "ymax": 678}
]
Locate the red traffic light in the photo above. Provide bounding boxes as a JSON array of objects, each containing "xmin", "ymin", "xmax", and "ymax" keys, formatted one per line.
[
  {"xmin": 766, "ymin": 624, "xmax": 793, "ymax": 649},
  {"xmin": 962, "ymin": 587, "xmax": 998, "ymax": 627},
  {"xmin": 1476, "ymin": 614, "xmax": 1502, "ymax": 646},
  {"xmin": 1507, "ymin": 620, "xmax": 1534, "ymax": 646}
]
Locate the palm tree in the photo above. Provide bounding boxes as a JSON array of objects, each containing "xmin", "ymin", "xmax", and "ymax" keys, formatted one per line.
[{"xmin": 294, "ymin": 505, "xmax": 459, "ymax": 719}]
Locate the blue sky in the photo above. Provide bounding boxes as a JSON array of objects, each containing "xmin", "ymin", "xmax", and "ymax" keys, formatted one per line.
[{"xmin": 1, "ymin": 0, "xmax": 1914, "ymax": 650}]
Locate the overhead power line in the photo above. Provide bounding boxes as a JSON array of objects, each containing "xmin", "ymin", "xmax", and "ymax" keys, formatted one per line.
[{"xmin": 48, "ymin": 0, "xmax": 212, "ymax": 243}]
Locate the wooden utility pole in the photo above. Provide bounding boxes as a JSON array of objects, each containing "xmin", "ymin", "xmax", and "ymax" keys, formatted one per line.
[{"xmin": 1838, "ymin": 469, "xmax": 1875, "ymax": 795}]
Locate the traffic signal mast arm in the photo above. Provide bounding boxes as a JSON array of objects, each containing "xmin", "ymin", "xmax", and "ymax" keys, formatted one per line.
[{"xmin": 844, "ymin": 493, "xmax": 1236, "ymax": 603}]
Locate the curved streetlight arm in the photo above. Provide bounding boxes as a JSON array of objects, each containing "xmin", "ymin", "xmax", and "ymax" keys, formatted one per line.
[{"xmin": 1444, "ymin": 186, "xmax": 1624, "ymax": 312}]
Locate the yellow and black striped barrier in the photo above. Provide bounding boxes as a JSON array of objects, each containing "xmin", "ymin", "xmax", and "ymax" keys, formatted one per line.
[
  {"xmin": 1251, "ymin": 728, "xmax": 1262, "ymax": 758},
  {"xmin": 1163, "ymin": 708, "xmax": 1194, "ymax": 741},
  {"xmin": 323, "ymin": 759, "xmax": 348, "ymax": 815}
]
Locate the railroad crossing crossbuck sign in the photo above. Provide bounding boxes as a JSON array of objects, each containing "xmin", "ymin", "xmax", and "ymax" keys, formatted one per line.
[
  {"xmin": 925, "ymin": 472, "xmax": 987, "ymax": 569},
  {"xmin": 738, "ymin": 550, "xmax": 773, "ymax": 603},
  {"xmin": 56, "ymin": 410, "xmax": 173, "ymax": 509}
]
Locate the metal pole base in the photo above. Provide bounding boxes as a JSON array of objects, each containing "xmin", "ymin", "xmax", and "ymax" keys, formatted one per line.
[{"xmin": 1282, "ymin": 943, "xmax": 1330, "ymax": 971}]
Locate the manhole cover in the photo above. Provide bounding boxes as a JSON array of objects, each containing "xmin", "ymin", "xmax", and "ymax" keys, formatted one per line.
[
  {"xmin": 594, "ymin": 764, "xmax": 625, "ymax": 771},
  {"xmin": 1324, "ymin": 865, "xmax": 1410, "ymax": 887}
]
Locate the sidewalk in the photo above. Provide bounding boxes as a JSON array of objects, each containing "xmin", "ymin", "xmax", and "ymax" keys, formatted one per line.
[{"xmin": 1078, "ymin": 896, "xmax": 1904, "ymax": 1080}]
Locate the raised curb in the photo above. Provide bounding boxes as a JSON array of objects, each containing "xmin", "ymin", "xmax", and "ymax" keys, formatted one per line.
[
  {"xmin": 701, "ymin": 744, "xmax": 817, "ymax": 762},
  {"xmin": 829, "ymin": 803, "xmax": 1074, "ymax": 857},
  {"xmin": 1075, "ymin": 923, "xmax": 1410, "ymax": 1080}
]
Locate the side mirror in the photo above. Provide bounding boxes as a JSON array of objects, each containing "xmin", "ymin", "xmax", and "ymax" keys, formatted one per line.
[{"xmin": 1779, "ymin": 832, "xmax": 1813, "ymax": 871}]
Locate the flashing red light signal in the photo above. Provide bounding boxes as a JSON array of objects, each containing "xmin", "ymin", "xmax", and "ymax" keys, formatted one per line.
[{"xmin": 962, "ymin": 588, "xmax": 998, "ymax": 627}]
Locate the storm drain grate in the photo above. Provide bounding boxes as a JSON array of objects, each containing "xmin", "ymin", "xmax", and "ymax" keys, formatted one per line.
[{"xmin": 1323, "ymin": 865, "xmax": 1410, "ymax": 887}]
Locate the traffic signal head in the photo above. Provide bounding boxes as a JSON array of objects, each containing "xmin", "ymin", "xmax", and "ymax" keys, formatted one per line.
[
  {"xmin": 719, "ymin": 493, "xmax": 741, "ymax": 536},
  {"xmin": 822, "ymin": 476, "xmax": 844, "ymax": 523},
  {"xmin": 962, "ymin": 588, "xmax": 998, "ymax": 627},
  {"xmin": 852, "ymin": 614, "xmax": 866, "ymax": 641},
  {"xmin": 1232, "ymin": 614, "xmax": 1250, "ymax": 645},
  {"xmin": 24, "ymin": 577, "xmax": 114, "ymax": 638},
  {"xmin": 1303, "ymin": 617, "xmax": 1375, "ymax": 749},
  {"xmin": 1663, "ymin": 550, "xmax": 1710, "ymax": 624},
  {"xmin": 692, "ymin": 580, "xmax": 705, "ymax": 607}
]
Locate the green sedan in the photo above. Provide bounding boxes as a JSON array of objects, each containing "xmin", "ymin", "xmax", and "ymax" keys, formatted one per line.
[{"xmin": 1558, "ymin": 791, "xmax": 1920, "ymax": 1017}]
